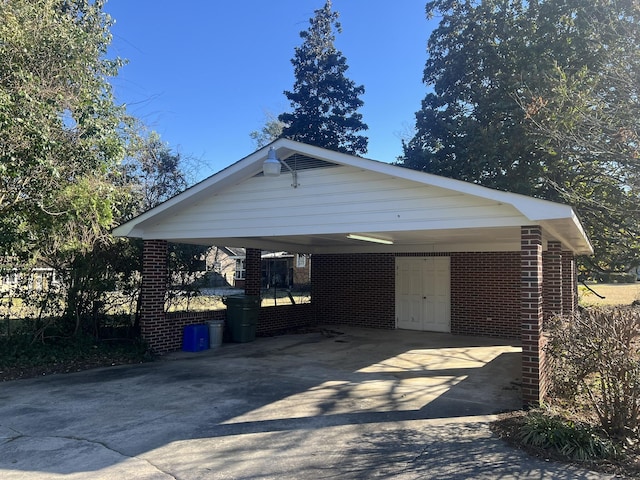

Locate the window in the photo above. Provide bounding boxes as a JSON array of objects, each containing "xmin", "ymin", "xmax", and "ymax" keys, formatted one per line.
[
  {"xmin": 5, "ymin": 270, "xmax": 19, "ymax": 285},
  {"xmin": 235, "ymin": 259, "xmax": 246, "ymax": 280},
  {"xmin": 296, "ymin": 254, "xmax": 307, "ymax": 268}
]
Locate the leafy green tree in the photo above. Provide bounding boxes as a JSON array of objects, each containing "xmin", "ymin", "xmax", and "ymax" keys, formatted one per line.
[
  {"xmin": 0, "ymin": 0, "xmax": 131, "ymax": 337},
  {"xmin": 0, "ymin": 0, "xmax": 208, "ymax": 339},
  {"xmin": 401, "ymin": 1, "xmax": 548, "ymax": 194},
  {"xmin": 519, "ymin": 1, "xmax": 640, "ymax": 274},
  {"xmin": 125, "ymin": 131, "xmax": 189, "ymax": 212},
  {"xmin": 401, "ymin": 0, "xmax": 640, "ymax": 274},
  {"xmin": 0, "ymin": 0, "xmax": 128, "ymax": 256},
  {"xmin": 249, "ymin": 112, "xmax": 287, "ymax": 149},
  {"xmin": 279, "ymin": 0, "xmax": 368, "ymax": 155}
]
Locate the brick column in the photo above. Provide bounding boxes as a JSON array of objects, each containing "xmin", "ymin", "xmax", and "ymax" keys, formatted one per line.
[
  {"xmin": 245, "ymin": 248, "xmax": 261, "ymax": 297},
  {"xmin": 562, "ymin": 251, "xmax": 577, "ymax": 315},
  {"xmin": 544, "ymin": 241, "xmax": 563, "ymax": 318},
  {"xmin": 521, "ymin": 226, "xmax": 546, "ymax": 406},
  {"xmin": 141, "ymin": 239, "xmax": 168, "ymax": 352}
]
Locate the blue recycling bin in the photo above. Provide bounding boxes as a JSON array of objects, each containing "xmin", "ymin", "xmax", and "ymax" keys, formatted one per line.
[{"xmin": 182, "ymin": 324, "xmax": 209, "ymax": 352}]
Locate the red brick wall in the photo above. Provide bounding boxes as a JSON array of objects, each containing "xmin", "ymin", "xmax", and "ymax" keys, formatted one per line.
[
  {"xmin": 521, "ymin": 226, "xmax": 546, "ymax": 406},
  {"xmin": 293, "ymin": 254, "xmax": 311, "ymax": 285},
  {"xmin": 312, "ymin": 252, "xmax": 521, "ymax": 338},
  {"xmin": 257, "ymin": 304, "xmax": 315, "ymax": 335},
  {"xmin": 449, "ymin": 252, "xmax": 521, "ymax": 339},
  {"xmin": 312, "ymin": 253, "xmax": 396, "ymax": 328},
  {"xmin": 562, "ymin": 251, "xmax": 577, "ymax": 315},
  {"xmin": 159, "ymin": 311, "xmax": 225, "ymax": 353},
  {"xmin": 543, "ymin": 241, "xmax": 563, "ymax": 319},
  {"xmin": 245, "ymin": 248, "xmax": 261, "ymax": 296},
  {"xmin": 141, "ymin": 240, "xmax": 169, "ymax": 353},
  {"xmin": 149, "ymin": 305, "xmax": 315, "ymax": 353}
]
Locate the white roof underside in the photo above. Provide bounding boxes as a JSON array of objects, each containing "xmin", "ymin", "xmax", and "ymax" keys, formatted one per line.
[{"xmin": 113, "ymin": 139, "xmax": 593, "ymax": 255}]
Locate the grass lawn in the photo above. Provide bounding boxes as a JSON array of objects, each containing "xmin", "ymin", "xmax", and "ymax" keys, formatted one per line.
[
  {"xmin": 578, "ymin": 282, "xmax": 640, "ymax": 307},
  {"xmin": 166, "ymin": 290, "xmax": 311, "ymax": 312}
]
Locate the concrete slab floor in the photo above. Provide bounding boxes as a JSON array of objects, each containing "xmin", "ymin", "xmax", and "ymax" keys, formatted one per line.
[{"xmin": 0, "ymin": 326, "xmax": 613, "ymax": 479}]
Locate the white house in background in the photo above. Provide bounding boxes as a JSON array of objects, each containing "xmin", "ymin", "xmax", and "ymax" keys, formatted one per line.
[{"xmin": 208, "ymin": 247, "xmax": 311, "ymax": 289}]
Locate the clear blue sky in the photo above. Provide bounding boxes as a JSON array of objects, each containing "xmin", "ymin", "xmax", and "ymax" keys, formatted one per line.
[{"xmin": 104, "ymin": 1, "xmax": 437, "ymax": 180}]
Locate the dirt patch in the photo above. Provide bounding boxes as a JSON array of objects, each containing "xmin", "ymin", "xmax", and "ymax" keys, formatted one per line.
[{"xmin": 0, "ymin": 351, "xmax": 153, "ymax": 382}]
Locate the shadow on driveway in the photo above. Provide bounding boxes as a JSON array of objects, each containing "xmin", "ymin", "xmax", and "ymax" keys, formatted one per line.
[{"xmin": 0, "ymin": 327, "xmax": 610, "ymax": 479}]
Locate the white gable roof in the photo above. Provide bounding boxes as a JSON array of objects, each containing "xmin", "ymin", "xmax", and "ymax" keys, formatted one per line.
[{"xmin": 113, "ymin": 138, "xmax": 592, "ymax": 255}]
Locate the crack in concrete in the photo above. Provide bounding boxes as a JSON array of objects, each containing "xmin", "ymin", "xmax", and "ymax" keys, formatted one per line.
[
  {"xmin": 4, "ymin": 431, "xmax": 177, "ymax": 479},
  {"xmin": 0, "ymin": 425, "xmax": 24, "ymax": 443},
  {"xmin": 61, "ymin": 435, "xmax": 178, "ymax": 480},
  {"xmin": 403, "ymin": 441, "xmax": 432, "ymax": 474}
]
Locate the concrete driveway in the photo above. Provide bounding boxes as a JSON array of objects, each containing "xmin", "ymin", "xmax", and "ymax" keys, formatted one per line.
[{"xmin": 0, "ymin": 327, "xmax": 611, "ymax": 479}]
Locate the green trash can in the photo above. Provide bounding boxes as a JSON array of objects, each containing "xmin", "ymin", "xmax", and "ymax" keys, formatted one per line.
[{"xmin": 224, "ymin": 295, "xmax": 260, "ymax": 342}]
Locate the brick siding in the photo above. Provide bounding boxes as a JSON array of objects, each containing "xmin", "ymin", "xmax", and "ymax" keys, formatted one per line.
[
  {"xmin": 312, "ymin": 253, "xmax": 396, "ymax": 329},
  {"xmin": 161, "ymin": 311, "xmax": 225, "ymax": 352},
  {"xmin": 244, "ymin": 248, "xmax": 261, "ymax": 296},
  {"xmin": 449, "ymin": 252, "xmax": 521, "ymax": 339},
  {"xmin": 521, "ymin": 226, "xmax": 547, "ymax": 405},
  {"xmin": 140, "ymin": 240, "xmax": 169, "ymax": 353},
  {"xmin": 562, "ymin": 251, "xmax": 577, "ymax": 315},
  {"xmin": 543, "ymin": 241, "xmax": 563, "ymax": 319},
  {"xmin": 257, "ymin": 303, "xmax": 315, "ymax": 335},
  {"xmin": 312, "ymin": 252, "xmax": 521, "ymax": 339},
  {"xmin": 146, "ymin": 305, "xmax": 315, "ymax": 353}
]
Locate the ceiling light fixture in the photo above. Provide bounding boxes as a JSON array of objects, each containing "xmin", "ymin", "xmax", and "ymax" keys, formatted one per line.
[
  {"xmin": 346, "ymin": 234, "xmax": 394, "ymax": 245},
  {"xmin": 262, "ymin": 147, "xmax": 282, "ymax": 177},
  {"xmin": 262, "ymin": 147, "xmax": 298, "ymax": 188}
]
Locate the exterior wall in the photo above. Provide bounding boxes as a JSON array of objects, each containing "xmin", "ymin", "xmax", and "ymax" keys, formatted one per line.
[
  {"xmin": 521, "ymin": 226, "xmax": 547, "ymax": 405},
  {"xmin": 313, "ymin": 252, "xmax": 521, "ymax": 338},
  {"xmin": 141, "ymin": 240, "xmax": 169, "ymax": 353},
  {"xmin": 562, "ymin": 251, "xmax": 577, "ymax": 315},
  {"xmin": 245, "ymin": 248, "xmax": 261, "ymax": 296},
  {"xmin": 162, "ymin": 311, "xmax": 225, "ymax": 352},
  {"xmin": 449, "ymin": 252, "xmax": 521, "ymax": 339},
  {"xmin": 257, "ymin": 304, "xmax": 315, "ymax": 335},
  {"xmin": 312, "ymin": 253, "xmax": 396, "ymax": 328},
  {"xmin": 543, "ymin": 241, "xmax": 563, "ymax": 319},
  {"xmin": 141, "ymin": 165, "xmax": 528, "ymax": 242},
  {"xmin": 144, "ymin": 305, "xmax": 314, "ymax": 353}
]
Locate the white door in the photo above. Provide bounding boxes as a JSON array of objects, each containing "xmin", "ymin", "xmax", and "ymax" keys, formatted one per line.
[{"xmin": 396, "ymin": 257, "xmax": 451, "ymax": 332}]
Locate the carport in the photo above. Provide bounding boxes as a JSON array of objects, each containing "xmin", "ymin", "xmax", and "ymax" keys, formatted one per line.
[{"xmin": 113, "ymin": 138, "xmax": 593, "ymax": 406}]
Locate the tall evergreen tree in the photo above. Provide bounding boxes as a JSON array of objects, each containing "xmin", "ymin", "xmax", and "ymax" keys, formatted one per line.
[
  {"xmin": 279, "ymin": 1, "xmax": 368, "ymax": 155},
  {"xmin": 400, "ymin": 0, "xmax": 640, "ymax": 274}
]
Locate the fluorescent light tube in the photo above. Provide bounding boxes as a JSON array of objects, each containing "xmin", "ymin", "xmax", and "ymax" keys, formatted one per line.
[{"xmin": 346, "ymin": 234, "xmax": 393, "ymax": 245}]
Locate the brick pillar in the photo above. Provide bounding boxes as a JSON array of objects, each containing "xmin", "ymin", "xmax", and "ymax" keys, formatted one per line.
[
  {"xmin": 562, "ymin": 251, "xmax": 577, "ymax": 315},
  {"xmin": 245, "ymin": 248, "xmax": 261, "ymax": 297},
  {"xmin": 544, "ymin": 241, "xmax": 563, "ymax": 318},
  {"xmin": 141, "ymin": 239, "xmax": 168, "ymax": 352},
  {"xmin": 521, "ymin": 226, "xmax": 546, "ymax": 406}
]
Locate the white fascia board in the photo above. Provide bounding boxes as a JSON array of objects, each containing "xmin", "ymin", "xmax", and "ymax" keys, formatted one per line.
[{"xmin": 541, "ymin": 214, "xmax": 594, "ymax": 255}]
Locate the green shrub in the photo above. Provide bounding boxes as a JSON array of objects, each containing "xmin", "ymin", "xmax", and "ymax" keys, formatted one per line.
[
  {"xmin": 520, "ymin": 412, "xmax": 618, "ymax": 461},
  {"xmin": 0, "ymin": 333, "xmax": 151, "ymax": 371},
  {"xmin": 546, "ymin": 307, "xmax": 640, "ymax": 438}
]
